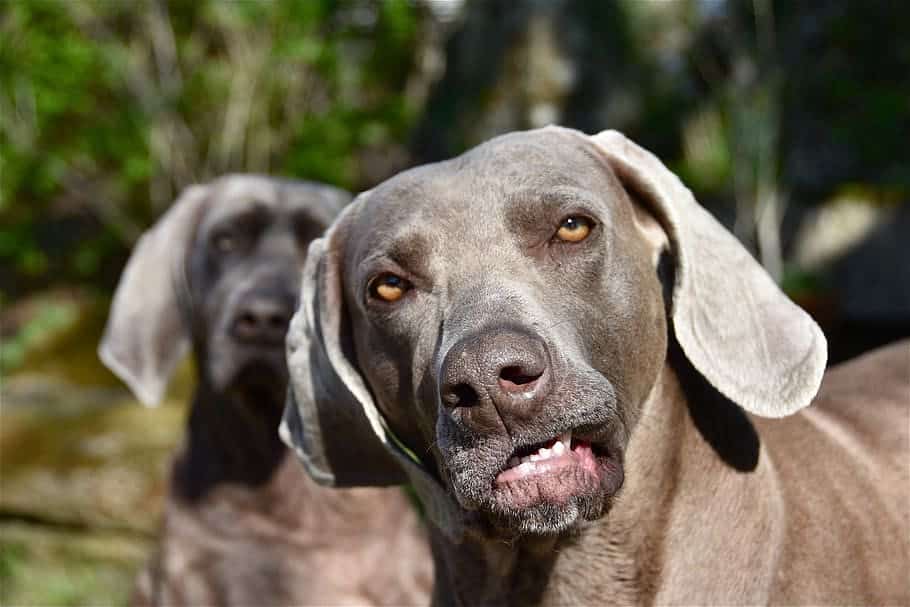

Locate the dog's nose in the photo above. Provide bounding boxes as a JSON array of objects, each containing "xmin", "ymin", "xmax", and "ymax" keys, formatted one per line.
[
  {"xmin": 231, "ymin": 294, "xmax": 293, "ymax": 346},
  {"xmin": 440, "ymin": 327, "xmax": 551, "ymax": 430}
]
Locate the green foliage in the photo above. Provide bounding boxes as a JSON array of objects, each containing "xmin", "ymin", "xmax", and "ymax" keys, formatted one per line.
[
  {"xmin": 0, "ymin": 300, "xmax": 79, "ymax": 373},
  {"xmin": 0, "ymin": 524, "xmax": 147, "ymax": 607},
  {"xmin": 0, "ymin": 0, "xmax": 423, "ymax": 294}
]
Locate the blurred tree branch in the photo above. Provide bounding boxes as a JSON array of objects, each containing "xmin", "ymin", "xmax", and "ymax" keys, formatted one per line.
[{"xmin": 1, "ymin": 0, "xmax": 427, "ymax": 294}]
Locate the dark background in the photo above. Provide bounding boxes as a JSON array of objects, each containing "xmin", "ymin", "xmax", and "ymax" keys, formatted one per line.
[{"xmin": 1, "ymin": 1, "xmax": 908, "ymax": 604}]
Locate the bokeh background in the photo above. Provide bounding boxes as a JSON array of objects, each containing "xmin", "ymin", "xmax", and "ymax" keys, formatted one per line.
[{"xmin": 2, "ymin": 1, "xmax": 908, "ymax": 604}]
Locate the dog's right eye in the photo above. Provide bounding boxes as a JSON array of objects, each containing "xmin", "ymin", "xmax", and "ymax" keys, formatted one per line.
[{"xmin": 369, "ymin": 273, "xmax": 411, "ymax": 303}]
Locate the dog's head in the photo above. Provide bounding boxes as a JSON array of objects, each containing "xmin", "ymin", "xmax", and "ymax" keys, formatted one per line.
[
  {"xmin": 100, "ymin": 175, "xmax": 350, "ymax": 406},
  {"xmin": 281, "ymin": 128, "xmax": 826, "ymax": 536}
]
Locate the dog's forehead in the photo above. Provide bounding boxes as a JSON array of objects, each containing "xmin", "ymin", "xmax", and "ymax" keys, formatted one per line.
[
  {"xmin": 200, "ymin": 176, "xmax": 343, "ymax": 230},
  {"xmin": 355, "ymin": 130, "xmax": 610, "ymax": 244},
  {"xmin": 463, "ymin": 128, "xmax": 601, "ymax": 179}
]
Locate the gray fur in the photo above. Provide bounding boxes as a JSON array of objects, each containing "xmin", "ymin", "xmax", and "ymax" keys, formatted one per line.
[{"xmin": 282, "ymin": 128, "xmax": 909, "ymax": 605}]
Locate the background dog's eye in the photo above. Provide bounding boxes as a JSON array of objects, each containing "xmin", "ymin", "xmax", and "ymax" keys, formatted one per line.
[
  {"xmin": 556, "ymin": 216, "xmax": 593, "ymax": 243},
  {"xmin": 371, "ymin": 274, "xmax": 410, "ymax": 303},
  {"xmin": 213, "ymin": 232, "xmax": 237, "ymax": 253}
]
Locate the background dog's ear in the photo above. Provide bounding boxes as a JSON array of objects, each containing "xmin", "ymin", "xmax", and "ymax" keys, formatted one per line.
[
  {"xmin": 279, "ymin": 206, "xmax": 408, "ymax": 487},
  {"xmin": 588, "ymin": 130, "xmax": 827, "ymax": 418},
  {"xmin": 99, "ymin": 185, "xmax": 210, "ymax": 406}
]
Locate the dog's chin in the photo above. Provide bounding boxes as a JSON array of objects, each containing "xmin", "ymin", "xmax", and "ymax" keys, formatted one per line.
[
  {"xmin": 485, "ymin": 491, "xmax": 612, "ymax": 535},
  {"xmin": 208, "ymin": 348, "xmax": 289, "ymax": 404}
]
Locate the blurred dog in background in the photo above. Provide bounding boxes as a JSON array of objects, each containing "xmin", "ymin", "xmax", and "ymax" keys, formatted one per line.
[{"xmin": 100, "ymin": 175, "xmax": 432, "ymax": 606}]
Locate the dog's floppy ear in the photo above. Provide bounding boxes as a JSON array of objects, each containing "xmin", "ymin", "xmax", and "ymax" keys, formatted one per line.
[
  {"xmin": 99, "ymin": 185, "xmax": 210, "ymax": 406},
  {"xmin": 280, "ymin": 198, "xmax": 466, "ymax": 536},
  {"xmin": 588, "ymin": 129, "xmax": 826, "ymax": 417},
  {"xmin": 279, "ymin": 203, "xmax": 409, "ymax": 487},
  {"xmin": 280, "ymin": 201, "xmax": 464, "ymax": 535}
]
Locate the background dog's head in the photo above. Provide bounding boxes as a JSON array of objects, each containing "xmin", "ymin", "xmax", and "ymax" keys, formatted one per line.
[
  {"xmin": 100, "ymin": 175, "xmax": 350, "ymax": 407},
  {"xmin": 281, "ymin": 128, "xmax": 826, "ymax": 536}
]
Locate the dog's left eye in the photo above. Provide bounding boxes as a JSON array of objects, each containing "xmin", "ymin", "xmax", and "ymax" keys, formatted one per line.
[{"xmin": 555, "ymin": 216, "xmax": 593, "ymax": 243}]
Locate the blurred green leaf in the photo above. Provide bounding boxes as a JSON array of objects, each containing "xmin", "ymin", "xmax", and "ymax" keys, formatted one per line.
[{"xmin": 1, "ymin": 0, "xmax": 422, "ymax": 295}]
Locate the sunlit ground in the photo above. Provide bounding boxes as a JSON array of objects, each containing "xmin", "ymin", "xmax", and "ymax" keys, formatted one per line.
[{"xmin": 1, "ymin": 292, "xmax": 190, "ymax": 606}]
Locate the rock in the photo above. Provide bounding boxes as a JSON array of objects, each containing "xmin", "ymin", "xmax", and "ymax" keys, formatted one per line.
[{"xmin": 1, "ymin": 374, "xmax": 186, "ymax": 534}]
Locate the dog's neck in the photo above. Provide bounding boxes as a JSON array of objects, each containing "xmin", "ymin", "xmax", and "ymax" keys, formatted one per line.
[
  {"xmin": 426, "ymin": 362, "xmax": 693, "ymax": 607},
  {"xmin": 172, "ymin": 376, "xmax": 288, "ymax": 504}
]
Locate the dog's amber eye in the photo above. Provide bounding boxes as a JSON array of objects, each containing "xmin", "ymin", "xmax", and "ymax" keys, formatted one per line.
[
  {"xmin": 371, "ymin": 274, "xmax": 410, "ymax": 303},
  {"xmin": 556, "ymin": 216, "xmax": 592, "ymax": 243}
]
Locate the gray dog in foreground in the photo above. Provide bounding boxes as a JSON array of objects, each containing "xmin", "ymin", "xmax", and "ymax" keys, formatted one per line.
[
  {"xmin": 282, "ymin": 128, "xmax": 910, "ymax": 606},
  {"xmin": 100, "ymin": 175, "xmax": 432, "ymax": 606}
]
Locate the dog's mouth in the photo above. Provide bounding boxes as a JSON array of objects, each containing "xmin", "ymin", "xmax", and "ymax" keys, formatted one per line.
[
  {"xmin": 222, "ymin": 355, "xmax": 289, "ymax": 402},
  {"xmin": 491, "ymin": 428, "xmax": 623, "ymax": 510}
]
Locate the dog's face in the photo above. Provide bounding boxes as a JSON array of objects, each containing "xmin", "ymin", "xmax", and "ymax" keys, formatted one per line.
[
  {"xmin": 100, "ymin": 175, "xmax": 349, "ymax": 408},
  {"xmin": 282, "ymin": 127, "xmax": 826, "ymax": 539},
  {"xmin": 340, "ymin": 131, "xmax": 667, "ymax": 533},
  {"xmin": 185, "ymin": 179, "xmax": 341, "ymax": 400}
]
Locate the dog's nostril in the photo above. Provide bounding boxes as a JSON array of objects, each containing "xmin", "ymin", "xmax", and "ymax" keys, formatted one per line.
[
  {"xmin": 499, "ymin": 365, "xmax": 543, "ymax": 389},
  {"xmin": 444, "ymin": 383, "xmax": 480, "ymax": 408},
  {"xmin": 233, "ymin": 302, "xmax": 289, "ymax": 343}
]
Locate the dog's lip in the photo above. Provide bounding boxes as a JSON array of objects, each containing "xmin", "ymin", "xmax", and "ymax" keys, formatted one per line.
[
  {"xmin": 487, "ymin": 429, "xmax": 622, "ymax": 511},
  {"xmin": 495, "ymin": 425, "xmax": 614, "ymax": 479},
  {"xmin": 501, "ymin": 425, "xmax": 613, "ymax": 462},
  {"xmin": 479, "ymin": 420, "xmax": 624, "ymax": 509}
]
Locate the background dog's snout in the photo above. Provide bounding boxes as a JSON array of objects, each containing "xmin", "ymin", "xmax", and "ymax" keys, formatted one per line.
[
  {"xmin": 231, "ymin": 292, "xmax": 294, "ymax": 345},
  {"xmin": 440, "ymin": 328, "xmax": 551, "ymax": 427}
]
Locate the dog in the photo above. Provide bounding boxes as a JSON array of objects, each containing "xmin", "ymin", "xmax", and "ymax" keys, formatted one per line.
[
  {"xmin": 281, "ymin": 128, "xmax": 909, "ymax": 605},
  {"xmin": 100, "ymin": 175, "xmax": 432, "ymax": 606}
]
